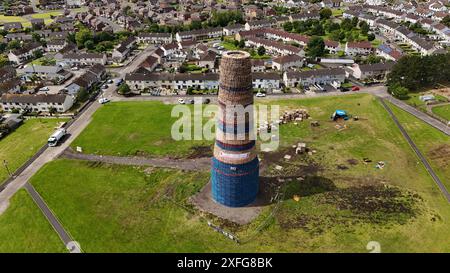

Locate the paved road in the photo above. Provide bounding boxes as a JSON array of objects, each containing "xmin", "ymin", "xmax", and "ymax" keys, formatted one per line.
[{"xmin": 380, "ymin": 98, "xmax": 450, "ymax": 203}]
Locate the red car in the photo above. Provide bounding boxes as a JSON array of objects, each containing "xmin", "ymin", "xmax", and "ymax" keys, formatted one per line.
[{"xmin": 351, "ymin": 86, "xmax": 360, "ymax": 91}]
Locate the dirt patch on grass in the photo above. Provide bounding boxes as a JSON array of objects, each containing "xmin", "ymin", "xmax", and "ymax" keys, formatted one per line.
[
  {"xmin": 428, "ymin": 144, "xmax": 450, "ymax": 167},
  {"xmin": 321, "ymin": 185, "xmax": 420, "ymax": 223},
  {"xmin": 277, "ymin": 184, "xmax": 422, "ymax": 234},
  {"xmin": 347, "ymin": 159, "xmax": 358, "ymax": 165},
  {"xmin": 187, "ymin": 145, "xmax": 212, "ymax": 159}
]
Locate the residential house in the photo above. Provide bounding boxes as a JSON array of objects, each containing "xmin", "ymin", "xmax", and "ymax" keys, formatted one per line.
[
  {"xmin": 349, "ymin": 62, "xmax": 395, "ymax": 81},
  {"xmin": 23, "ymin": 65, "xmax": 72, "ymax": 84},
  {"xmin": 112, "ymin": 37, "xmax": 136, "ymax": 63},
  {"xmin": 0, "ymin": 93, "xmax": 74, "ymax": 113},
  {"xmin": 46, "ymin": 39, "xmax": 67, "ymax": 52},
  {"xmin": 8, "ymin": 42, "xmax": 43, "ymax": 65},
  {"xmin": 246, "ymin": 37, "xmax": 304, "ymax": 56},
  {"xmin": 345, "ymin": 41, "xmax": 374, "ymax": 56},
  {"xmin": 284, "ymin": 68, "xmax": 346, "ymax": 87},
  {"xmin": 3, "ymin": 22, "xmax": 23, "ymax": 32},
  {"xmin": 272, "ymin": 54, "xmax": 304, "ymax": 71},
  {"xmin": 60, "ymin": 53, "xmax": 107, "ymax": 67},
  {"xmin": 251, "ymin": 59, "xmax": 266, "ymax": 72},
  {"xmin": 137, "ymin": 33, "xmax": 173, "ymax": 44},
  {"xmin": 252, "ymin": 72, "xmax": 281, "ymax": 89},
  {"xmin": 175, "ymin": 27, "xmax": 223, "ymax": 42}
]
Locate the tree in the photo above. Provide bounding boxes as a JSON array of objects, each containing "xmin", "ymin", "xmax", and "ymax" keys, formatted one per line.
[
  {"xmin": 359, "ymin": 21, "xmax": 370, "ymax": 35},
  {"xmin": 48, "ymin": 107, "xmax": 57, "ymax": 116},
  {"xmin": 309, "ymin": 23, "xmax": 324, "ymax": 36},
  {"xmin": 443, "ymin": 15, "xmax": 450, "ymax": 27},
  {"xmin": 257, "ymin": 46, "xmax": 266, "ymax": 56},
  {"xmin": 32, "ymin": 32, "xmax": 42, "ymax": 43},
  {"xmin": 75, "ymin": 28, "xmax": 93, "ymax": 48},
  {"xmin": 340, "ymin": 18, "xmax": 353, "ymax": 31},
  {"xmin": 306, "ymin": 36, "xmax": 326, "ymax": 58},
  {"xmin": 84, "ymin": 40, "xmax": 95, "ymax": 50},
  {"xmin": 76, "ymin": 88, "xmax": 88, "ymax": 102},
  {"xmin": 283, "ymin": 21, "xmax": 293, "ymax": 32},
  {"xmin": 7, "ymin": 40, "xmax": 21, "ymax": 50},
  {"xmin": 238, "ymin": 39, "xmax": 245, "ymax": 48},
  {"xmin": 0, "ymin": 54, "xmax": 9, "ymax": 68},
  {"xmin": 118, "ymin": 83, "xmax": 131, "ymax": 95},
  {"xmin": 389, "ymin": 84, "xmax": 409, "ymax": 100},
  {"xmin": 319, "ymin": 8, "xmax": 332, "ymax": 20},
  {"xmin": 32, "ymin": 50, "xmax": 43, "ymax": 60},
  {"xmin": 367, "ymin": 33, "xmax": 375, "ymax": 41},
  {"xmin": 351, "ymin": 17, "xmax": 359, "ymax": 28},
  {"xmin": 387, "ymin": 53, "xmax": 450, "ymax": 91}
]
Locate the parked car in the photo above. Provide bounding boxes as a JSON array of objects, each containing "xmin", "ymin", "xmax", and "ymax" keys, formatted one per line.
[
  {"xmin": 39, "ymin": 86, "xmax": 49, "ymax": 91},
  {"xmin": 98, "ymin": 98, "xmax": 110, "ymax": 104},
  {"xmin": 102, "ymin": 84, "xmax": 108, "ymax": 89},
  {"xmin": 351, "ymin": 86, "xmax": 360, "ymax": 91},
  {"xmin": 255, "ymin": 92, "xmax": 266, "ymax": 97},
  {"xmin": 203, "ymin": 98, "xmax": 210, "ymax": 104},
  {"xmin": 340, "ymin": 87, "xmax": 350, "ymax": 92},
  {"xmin": 178, "ymin": 99, "xmax": 185, "ymax": 104},
  {"xmin": 189, "ymin": 99, "xmax": 195, "ymax": 104},
  {"xmin": 115, "ymin": 79, "xmax": 124, "ymax": 86},
  {"xmin": 107, "ymin": 79, "xmax": 114, "ymax": 84},
  {"xmin": 71, "ymin": 66, "xmax": 79, "ymax": 71}
]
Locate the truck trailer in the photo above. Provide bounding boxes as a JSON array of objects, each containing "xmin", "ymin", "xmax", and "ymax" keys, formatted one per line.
[{"xmin": 48, "ymin": 128, "xmax": 67, "ymax": 147}]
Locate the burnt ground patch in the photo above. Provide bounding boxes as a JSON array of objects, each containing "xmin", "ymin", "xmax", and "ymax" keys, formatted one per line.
[
  {"xmin": 428, "ymin": 144, "xmax": 450, "ymax": 168},
  {"xmin": 187, "ymin": 145, "xmax": 213, "ymax": 159},
  {"xmin": 284, "ymin": 176, "xmax": 337, "ymax": 198},
  {"xmin": 320, "ymin": 185, "xmax": 420, "ymax": 224},
  {"xmin": 276, "ymin": 183, "xmax": 423, "ymax": 234}
]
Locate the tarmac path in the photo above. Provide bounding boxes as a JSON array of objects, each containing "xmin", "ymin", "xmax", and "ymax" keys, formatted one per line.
[
  {"xmin": 61, "ymin": 149, "xmax": 211, "ymax": 172},
  {"xmin": 379, "ymin": 98, "xmax": 450, "ymax": 203}
]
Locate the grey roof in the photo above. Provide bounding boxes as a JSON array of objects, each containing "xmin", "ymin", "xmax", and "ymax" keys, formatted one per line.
[
  {"xmin": 24, "ymin": 65, "xmax": 62, "ymax": 74},
  {"xmin": 1, "ymin": 93, "xmax": 67, "ymax": 104},
  {"xmin": 287, "ymin": 68, "xmax": 345, "ymax": 79},
  {"xmin": 252, "ymin": 72, "xmax": 281, "ymax": 80},
  {"xmin": 359, "ymin": 62, "xmax": 395, "ymax": 72}
]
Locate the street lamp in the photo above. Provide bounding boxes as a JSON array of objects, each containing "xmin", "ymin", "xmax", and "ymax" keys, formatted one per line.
[{"xmin": 3, "ymin": 160, "xmax": 11, "ymax": 177}]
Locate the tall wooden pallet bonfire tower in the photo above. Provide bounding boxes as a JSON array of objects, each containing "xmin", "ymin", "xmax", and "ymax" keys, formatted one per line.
[{"xmin": 211, "ymin": 51, "xmax": 259, "ymax": 207}]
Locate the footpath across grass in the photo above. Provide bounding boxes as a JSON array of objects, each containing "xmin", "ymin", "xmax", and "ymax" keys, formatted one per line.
[
  {"xmin": 0, "ymin": 190, "xmax": 66, "ymax": 253},
  {"xmin": 389, "ymin": 102, "xmax": 450, "ymax": 191}
]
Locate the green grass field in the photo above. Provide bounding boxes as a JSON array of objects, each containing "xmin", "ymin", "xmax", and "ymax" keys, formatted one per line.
[
  {"xmin": 12, "ymin": 94, "xmax": 447, "ymax": 252},
  {"xmin": 0, "ymin": 190, "xmax": 66, "ymax": 253},
  {"xmin": 71, "ymin": 102, "xmax": 212, "ymax": 158},
  {"xmin": 0, "ymin": 118, "xmax": 67, "ymax": 182},
  {"xmin": 431, "ymin": 105, "xmax": 450, "ymax": 121},
  {"xmin": 0, "ymin": 15, "xmax": 31, "ymax": 28},
  {"xmin": 389, "ymin": 103, "xmax": 450, "ymax": 190}
]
